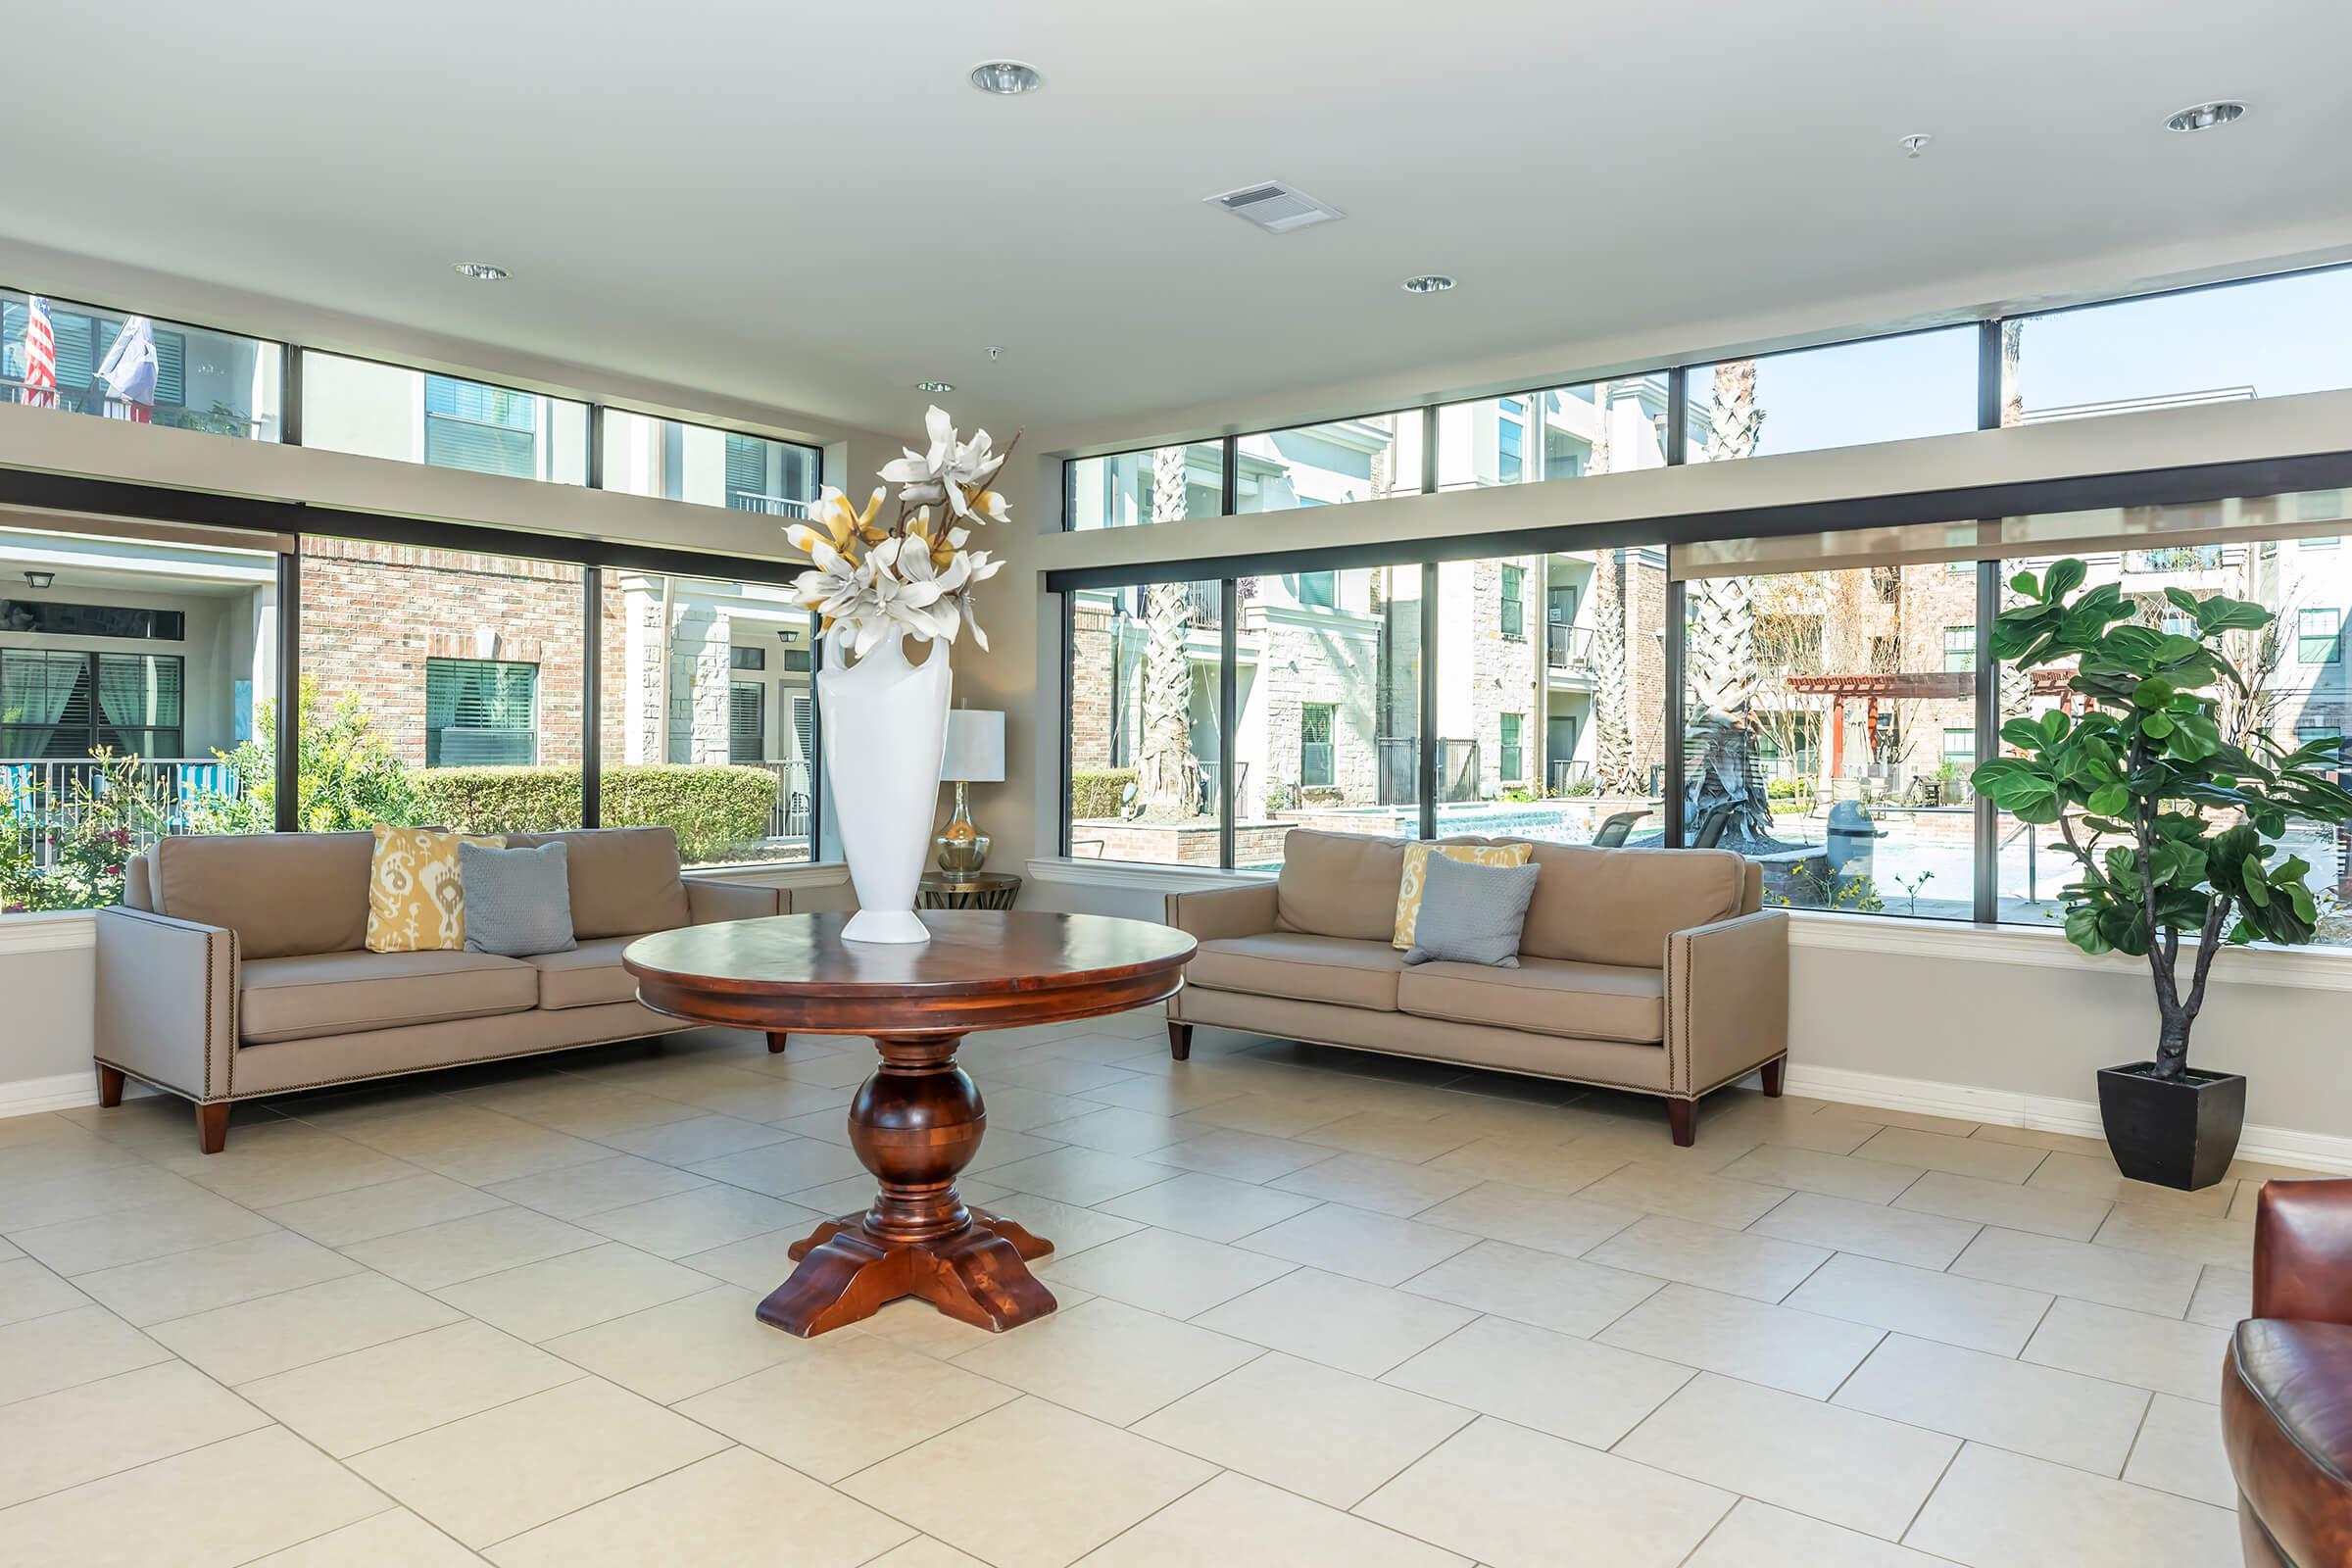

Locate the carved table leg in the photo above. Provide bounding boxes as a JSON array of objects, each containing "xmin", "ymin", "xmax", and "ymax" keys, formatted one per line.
[{"xmin": 759, "ymin": 1032, "xmax": 1056, "ymax": 1337}]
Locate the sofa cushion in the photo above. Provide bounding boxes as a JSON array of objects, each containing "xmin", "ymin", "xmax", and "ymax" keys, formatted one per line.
[
  {"xmin": 1517, "ymin": 844, "xmax": 1749, "ymax": 969},
  {"xmin": 1396, "ymin": 956, "xmax": 1665, "ymax": 1043},
  {"xmin": 367, "ymin": 825, "xmax": 506, "ymax": 954},
  {"xmin": 507, "ymin": 827, "xmax": 690, "ymax": 939},
  {"xmin": 1275, "ymin": 830, "xmax": 1407, "ymax": 943},
  {"xmin": 2227, "ymin": 1319, "xmax": 2352, "ymax": 1568},
  {"xmin": 1405, "ymin": 852, "xmax": 1541, "ymax": 967},
  {"xmin": 156, "ymin": 831, "xmax": 374, "ymax": 958},
  {"xmin": 461, "ymin": 841, "xmax": 577, "ymax": 957},
  {"xmin": 1394, "ymin": 840, "xmax": 1535, "ymax": 950},
  {"xmin": 1189, "ymin": 932, "xmax": 1408, "ymax": 1010},
  {"xmin": 239, "ymin": 949, "xmax": 539, "ymax": 1045},
  {"xmin": 529, "ymin": 938, "xmax": 640, "ymax": 1011}
]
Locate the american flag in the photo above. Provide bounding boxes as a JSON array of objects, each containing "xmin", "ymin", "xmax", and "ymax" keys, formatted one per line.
[{"xmin": 20, "ymin": 296, "xmax": 56, "ymax": 408}]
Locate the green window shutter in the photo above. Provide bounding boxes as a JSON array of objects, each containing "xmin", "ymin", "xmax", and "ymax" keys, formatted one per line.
[
  {"xmin": 152, "ymin": 328, "xmax": 185, "ymax": 406},
  {"xmin": 425, "ymin": 658, "xmax": 537, "ymax": 765},
  {"xmin": 729, "ymin": 682, "xmax": 765, "ymax": 762},
  {"xmin": 725, "ymin": 434, "xmax": 769, "ymax": 500}
]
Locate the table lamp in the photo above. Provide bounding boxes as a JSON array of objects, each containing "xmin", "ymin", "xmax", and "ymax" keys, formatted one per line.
[{"xmin": 936, "ymin": 709, "xmax": 1005, "ymax": 875}]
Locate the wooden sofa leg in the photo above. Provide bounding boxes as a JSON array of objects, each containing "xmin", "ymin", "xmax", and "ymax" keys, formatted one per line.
[
  {"xmin": 195, "ymin": 1102, "xmax": 230, "ymax": 1155},
  {"xmin": 1760, "ymin": 1057, "xmax": 1786, "ymax": 1099},
  {"xmin": 1667, "ymin": 1100, "xmax": 1695, "ymax": 1148},
  {"xmin": 96, "ymin": 1064, "xmax": 124, "ymax": 1107},
  {"xmin": 766, "ymin": 1031, "xmax": 790, "ymax": 1055},
  {"xmin": 1168, "ymin": 1021, "xmax": 1193, "ymax": 1061}
]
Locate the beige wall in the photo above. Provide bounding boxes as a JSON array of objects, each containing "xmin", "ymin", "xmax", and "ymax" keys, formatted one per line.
[{"xmin": 0, "ymin": 944, "xmax": 96, "ymax": 1098}]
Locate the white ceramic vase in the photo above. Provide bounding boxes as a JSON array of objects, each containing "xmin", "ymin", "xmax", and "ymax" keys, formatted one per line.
[{"xmin": 818, "ymin": 629, "xmax": 953, "ymax": 943}]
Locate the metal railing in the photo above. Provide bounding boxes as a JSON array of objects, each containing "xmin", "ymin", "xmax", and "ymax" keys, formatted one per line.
[
  {"xmin": 1547, "ymin": 758, "xmax": 1591, "ymax": 794},
  {"xmin": 1, "ymin": 758, "xmax": 241, "ymax": 867},
  {"xmin": 1546, "ymin": 623, "xmax": 1595, "ymax": 669},
  {"xmin": 726, "ymin": 490, "xmax": 812, "ymax": 519},
  {"xmin": 748, "ymin": 759, "xmax": 814, "ymax": 840}
]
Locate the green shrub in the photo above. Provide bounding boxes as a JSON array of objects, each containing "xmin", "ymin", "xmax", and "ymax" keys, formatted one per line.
[
  {"xmin": 412, "ymin": 764, "xmax": 779, "ymax": 864},
  {"xmin": 410, "ymin": 767, "xmax": 585, "ymax": 835},
  {"xmin": 1070, "ymin": 768, "xmax": 1137, "ymax": 819},
  {"xmin": 190, "ymin": 676, "xmax": 422, "ymax": 835}
]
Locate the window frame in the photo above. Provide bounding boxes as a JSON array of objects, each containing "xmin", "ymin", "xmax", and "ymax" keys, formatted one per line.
[{"xmin": 2300, "ymin": 607, "xmax": 2342, "ymax": 665}]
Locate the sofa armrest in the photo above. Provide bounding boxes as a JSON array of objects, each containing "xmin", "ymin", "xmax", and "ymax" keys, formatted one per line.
[
  {"xmin": 684, "ymin": 877, "xmax": 790, "ymax": 924},
  {"xmin": 2253, "ymin": 1180, "xmax": 2352, "ymax": 1323},
  {"xmin": 93, "ymin": 906, "xmax": 239, "ymax": 1102},
  {"xmin": 1164, "ymin": 881, "xmax": 1279, "ymax": 943},
  {"xmin": 1664, "ymin": 908, "xmax": 1788, "ymax": 1099}
]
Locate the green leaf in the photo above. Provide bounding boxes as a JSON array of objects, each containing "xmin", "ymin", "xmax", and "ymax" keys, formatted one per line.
[
  {"xmin": 2241, "ymin": 857, "xmax": 2271, "ymax": 907},
  {"xmin": 2043, "ymin": 559, "xmax": 2087, "ymax": 601},
  {"xmin": 2140, "ymin": 711, "xmax": 2174, "ymax": 740},
  {"xmin": 2085, "ymin": 783, "xmax": 2130, "ymax": 816},
  {"xmin": 2164, "ymin": 586, "xmax": 2202, "ymax": 614},
  {"xmin": 2000, "ymin": 718, "xmax": 2049, "ymax": 752},
  {"xmin": 2008, "ymin": 569, "xmax": 2040, "ymax": 600}
]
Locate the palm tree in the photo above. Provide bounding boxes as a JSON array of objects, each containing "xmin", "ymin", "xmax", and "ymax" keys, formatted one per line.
[
  {"xmin": 1135, "ymin": 446, "xmax": 1200, "ymax": 815},
  {"xmin": 1684, "ymin": 361, "xmax": 1774, "ymax": 845},
  {"xmin": 1590, "ymin": 547, "xmax": 1638, "ymax": 794}
]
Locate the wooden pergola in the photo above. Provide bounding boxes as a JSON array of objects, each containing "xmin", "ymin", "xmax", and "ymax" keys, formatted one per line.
[{"xmin": 1780, "ymin": 667, "xmax": 2083, "ymax": 782}]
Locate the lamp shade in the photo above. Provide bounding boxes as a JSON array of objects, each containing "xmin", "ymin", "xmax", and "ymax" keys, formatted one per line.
[{"xmin": 940, "ymin": 710, "xmax": 1005, "ymax": 783}]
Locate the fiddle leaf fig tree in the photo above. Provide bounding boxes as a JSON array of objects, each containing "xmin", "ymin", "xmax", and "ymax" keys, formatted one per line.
[{"xmin": 1971, "ymin": 559, "xmax": 2352, "ymax": 1080}]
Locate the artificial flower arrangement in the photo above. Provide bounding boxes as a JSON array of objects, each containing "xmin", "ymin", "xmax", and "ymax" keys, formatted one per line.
[{"xmin": 786, "ymin": 406, "xmax": 1012, "ymax": 658}]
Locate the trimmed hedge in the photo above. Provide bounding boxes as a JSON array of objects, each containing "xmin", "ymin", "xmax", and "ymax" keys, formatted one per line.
[
  {"xmin": 411, "ymin": 764, "xmax": 780, "ymax": 863},
  {"xmin": 1070, "ymin": 767, "xmax": 1137, "ymax": 820}
]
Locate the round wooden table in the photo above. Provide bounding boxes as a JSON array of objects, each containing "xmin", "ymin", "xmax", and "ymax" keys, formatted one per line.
[{"xmin": 622, "ymin": 910, "xmax": 1195, "ymax": 1338}]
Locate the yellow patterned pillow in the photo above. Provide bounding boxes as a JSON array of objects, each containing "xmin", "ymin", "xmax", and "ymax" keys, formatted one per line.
[
  {"xmin": 366, "ymin": 824, "xmax": 505, "ymax": 953},
  {"xmin": 1394, "ymin": 841, "xmax": 1534, "ymax": 949}
]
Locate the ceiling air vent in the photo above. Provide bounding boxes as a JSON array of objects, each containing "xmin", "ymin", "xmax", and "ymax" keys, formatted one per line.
[{"xmin": 1204, "ymin": 182, "xmax": 1344, "ymax": 234}]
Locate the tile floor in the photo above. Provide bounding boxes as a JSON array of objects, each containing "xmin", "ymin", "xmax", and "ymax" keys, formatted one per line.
[{"xmin": 0, "ymin": 1010, "xmax": 2279, "ymax": 1566}]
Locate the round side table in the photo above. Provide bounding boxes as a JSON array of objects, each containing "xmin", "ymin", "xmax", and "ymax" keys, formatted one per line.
[{"xmin": 917, "ymin": 870, "xmax": 1021, "ymax": 910}]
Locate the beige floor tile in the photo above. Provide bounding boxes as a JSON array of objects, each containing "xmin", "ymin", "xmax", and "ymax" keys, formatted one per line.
[
  {"xmin": 2028, "ymin": 1149, "xmax": 2238, "ymax": 1216},
  {"xmin": 1584, "ymin": 1213, "xmax": 1830, "ymax": 1302},
  {"xmin": 1892, "ymin": 1167, "xmax": 2113, "ymax": 1240},
  {"xmin": 1076, "ymin": 1469, "xmax": 1466, "ymax": 1567},
  {"xmin": 840, "ymin": 1396, "xmax": 1216, "ymax": 1568},
  {"xmin": 676, "ymin": 1227, "xmax": 811, "ymax": 1293},
  {"xmin": 1967, "ymin": 1122, "xmax": 2112, "ymax": 1157},
  {"xmin": 7, "ymin": 1189, "xmax": 279, "ymax": 1276},
  {"xmin": 1406, "ymin": 1180, "xmax": 1641, "ymax": 1256},
  {"xmin": 1818, "ymin": 1105, "xmax": 1985, "ymax": 1139},
  {"xmin": 1747, "ymin": 1190, "xmax": 1980, "ymax": 1269},
  {"xmin": 1400, "ymin": 1235, "xmax": 1662, "ymax": 1336},
  {"xmin": 0, "ymin": 1162, "xmax": 210, "ymax": 1231},
  {"xmin": 1270, "ymin": 1152, "xmax": 1480, "ymax": 1217},
  {"xmin": 1577, "ymin": 1160, "xmax": 1793, "ymax": 1229},
  {"xmin": 146, "ymin": 1271, "xmax": 462, "ymax": 1385},
  {"xmin": 865, "ymin": 1540, "xmax": 990, "ymax": 1568},
  {"xmin": 975, "ymin": 1088, "xmax": 1102, "ymax": 1135},
  {"xmin": 1071, "ymin": 1074, "xmax": 1250, "ymax": 1118},
  {"xmin": 1238, "ymin": 1201, "xmax": 1477, "ymax": 1286},
  {"xmin": 1359, "ymin": 1413, "xmax": 1733, "ymax": 1568},
  {"xmin": 1140, "ymin": 1128, "xmax": 1333, "ymax": 1184},
  {"xmin": 678, "ymin": 1331, "xmax": 1016, "ymax": 1482},
  {"xmin": 1596, "ymin": 1280, "xmax": 1884, "ymax": 1397},
  {"xmin": 2091, "ymin": 1204, "xmax": 2255, "ymax": 1271},
  {"xmin": 0, "ymin": 1425, "xmax": 387, "ymax": 1568},
  {"xmin": 0, "ymin": 1257, "xmax": 91, "ymax": 1326},
  {"xmin": 74, "ymin": 1229, "xmax": 362, "ymax": 1327},
  {"xmin": 1835, "ymin": 1333, "xmax": 2147, "ymax": 1473},
  {"xmin": 239, "ymin": 1319, "xmax": 577, "ymax": 1456},
  {"xmin": 975, "ymin": 1193, "xmax": 1144, "ymax": 1259},
  {"xmin": 0, "ymin": 1236, "xmax": 17, "ymax": 1263},
  {"xmin": 246, "ymin": 1507, "xmax": 481, "ymax": 1565},
  {"xmin": 1423, "ymin": 1135, "xmax": 1631, "ymax": 1196},
  {"xmin": 1622, "ymin": 1371, "xmax": 1957, "ymax": 1539},
  {"xmin": 1134, "ymin": 1349, "xmax": 1468, "ymax": 1506},
  {"xmin": 350, "ymin": 1377, "xmax": 728, "ymax": 1549},
  {"xmin": 1904, "ymin": 1442, "xmax": 2239, "ymax": 1567},
  {"xmin": 484, "ymin": 1445, "xmax": 910, "ymax": 1568},
  {"xmin": 174, "ymin": 1141, "xmax": 427, "ymax": 1209},
  {"xmin": 1683, "ymin": 1497, "xmax": 1953, "ymax": 1567},
  {"xmin": 1194, "ymin": 1266, "xmax": 1476, "ymax": 1377},
  {"xmin": 388, "ymin": 1128, "xmax": 612, "ymax": 1189},
  {"xmin": 1028, "ymin": 1106, "xmax": 1186, "ymax": 1155},
  {"xmin": 1852, "ymin": 1125, "xmax": 2045, "ymax": 1183},
  {"xmin": 685, "ymin": 1136, "xmax": 868, "ymax": 1199},
  {"xmin": 262, "ymin": 1173, "xmax": 510, "ymax": 1247},
  {"xmin": 1293, "ymin": 1111, "xmax": 1481, "ymax": 1163},
  {"xmin": 2022, "ymin": 1296, "xmax": 2230, "ymax": 1402},
  {"xmin": 2124, "ymin": 1393, "xmax": 2235, "ymax": 1507},
  {"xmin": 0, "ymin": 1360, "xmax": 268, "ymax": 1508},
  {"xmin": 542, "ymin": 1287, "xmax": 799, "ymax": 1403},
  {"xmin": 1950, "ymin": 1226, "xmax": 2201, "ymax": 1316},
  {"xmin": 992, "ymin": 1055, "xmax": 1152, "ymax": 1098},
  {"xmin": 596, "ymin": 1113, "xmax": 791, "ymax": 1166},
  {"xmin": 432, "ymin": 1242, "xmax": 714, "ymax": 1342},
  {"xmin": 1782, "ymin": 1252, "xmax": 2054, "ymax": 1356},
  {"xmin": 1385, "ymin": 1312, "xmax": 1691, "ymax": 1447},
  {"xmin": 949, "ymin": 1297, "xmax": 1260, "ymax": 1425},
  {"xmin": 1717, "ymin": 1144, "xmax": 1925, "ymax": 1203},
  {"xmin": 1747, "ymin": 1110, "xmax": 1879, "ymax": 1155},
  {"xmin": 857, "ymin": 1293, "xmax": 1060, "ymax": 1361},
  {"xmin": 982, "ymin": 1146, "xmax": 1175, "ymax": 1205},
  {"xmin": 1095, "ymin": 1171, "xmax": 1319, "ymax": 1242},
  {"xmin": 1169, "ymin": 1093, "xmax": 1348, "ymax": 1139},
  {"xmin": 343, "ymin": 1207, "xmax": 604, "ymax": 1290},
  {"xmin": 1557, "ymin": 1119, "xmax": 1761, "ymax": 1175},
  {"xmin": 2187, "ymin": 1264, "xmax": 2252, "ymax": 1328},
  {"xmin": 481, "ymin": 1152, "xmax": 710, "ymax": 1219},
  {"xmin": 577, "ymin": 1185, "xmax": 822, "ymax": 1259},
  {"xmin": 0, "ymin": 1134, "xmax": 146, "ymax": 1188},
  {"xmin": 1039, "ymin": 1227, "xmax": 1295, "ymax": 1318},
  {"xmin": 0, "ymin": 1303, "xmax": 169, "ymax": 1404}
]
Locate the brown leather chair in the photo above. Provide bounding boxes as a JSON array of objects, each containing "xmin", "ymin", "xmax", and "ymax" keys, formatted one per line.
[{"xmin": 2224, "ymin": 1180, "xmax": 2352, "ymax": 1566}]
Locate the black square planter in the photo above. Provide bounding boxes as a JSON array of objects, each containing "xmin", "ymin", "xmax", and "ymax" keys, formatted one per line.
[{"xmin": 2095, "ymin": 1063, "xmax": 2246, "ymax": 1191}]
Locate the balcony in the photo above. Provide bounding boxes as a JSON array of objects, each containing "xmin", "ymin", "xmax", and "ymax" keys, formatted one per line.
[
  {"xmin": 727, "ymin": 490, "xmax": 811, "ymax": 520},
  {"xmin": 1546, "ymin": 622, "xmax": 1595, "ymax": 672}
]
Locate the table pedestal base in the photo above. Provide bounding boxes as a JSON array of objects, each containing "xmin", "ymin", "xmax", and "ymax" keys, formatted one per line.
[{"xmin": 752, "ymin": 1031, "xmax": 1057, "ymax": 1338}]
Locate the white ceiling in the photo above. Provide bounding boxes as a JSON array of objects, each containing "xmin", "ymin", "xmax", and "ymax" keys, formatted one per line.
[{"xmin": 15, "ymin": 2, "xmax": 2352, "ymax": 441}]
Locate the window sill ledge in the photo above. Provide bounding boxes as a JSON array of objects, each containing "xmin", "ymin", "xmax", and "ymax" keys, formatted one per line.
[
  {"xmin": 681, "ymin": 861, "xmax": 851, "ymax": 891},
  {"xmin": 1027, "ymin": 857, "xmax": 1274, "ymax": 894},
  {"xmin": 0, "ymin": 910, "xmax": 98, "ymax": 956}
]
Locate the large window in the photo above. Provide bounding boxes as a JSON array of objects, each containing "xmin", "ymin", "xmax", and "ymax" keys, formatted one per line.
[
  {"xmin": 1434, "ymin": 379, "xmax": 1671, "ymax": 493},
  {"xmin": 1066, "ymin": 443, "xmax": 1222, "ymax": 530},
  {"xmin": 0, "ymin": 651, "xmax": 185, "ymax": 759},
  {"xmin": 1688, "ymin": 330, "xmax": 1979, "ymax": 461},
  {"xmin": 1067, "ymin": 578, "xmax": 1224, "ymax": 866},
  {"xmin": 602, "ymin": 411, "xmax": 821, "ymax": 518},
  {"xmin": 1235, "ymin": 414, "xmax": 1423, "ymax": 514},
  {"xmin": 303, "ymin": 354, "xmax": 589, "ymax": 485},
  {"xmin": 1, "ymin": 289, "xmax": 281, "ymax": 440}
]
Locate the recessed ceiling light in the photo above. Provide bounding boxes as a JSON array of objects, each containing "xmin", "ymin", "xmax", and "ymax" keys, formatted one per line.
[
  {"xmin": 1402, "ymin": 274, "xmax": 1455, "ymax": 294},
  {"xmin": 452, "ymin": 262, "xmax": 509, "ymax": 280},
  {"xmin": 916, "ymin": 380, "xmax": 955, "ymax": 394},
  {"xmin": 969, "ymin": 60, "xmax": 1042, "ymax": 96},
  {"xmin": 1898, "ymin": 132, "xmax": 1933, "ymax": 158},
  {"xmin": 2167, "ymin": 101, "xmax": 2246, "ymax": 133}
]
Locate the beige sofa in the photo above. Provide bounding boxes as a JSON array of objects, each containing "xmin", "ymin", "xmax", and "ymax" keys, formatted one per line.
[
  {"xmin": 94, "ymin": 826, "xmax": 788, "ymax": 1152},
  {"xmin": 1163, "ymin": 829, "xmax": 1787, "ymax": 1145}
]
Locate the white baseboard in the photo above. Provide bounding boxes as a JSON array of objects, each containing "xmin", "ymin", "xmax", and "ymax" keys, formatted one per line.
[
  {"xmin": 1786, "ymin": 1061, "xmax": 2352, "ymax": 1176},
  {"xmin": 0, "ymin": 1069, "xmax": 158, "ymax": 1120}
]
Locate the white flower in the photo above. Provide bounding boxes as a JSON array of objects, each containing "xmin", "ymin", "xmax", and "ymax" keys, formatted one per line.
[{"xmin": 879, "ymin": 405, "xmax": 1005, "ymax": 521}]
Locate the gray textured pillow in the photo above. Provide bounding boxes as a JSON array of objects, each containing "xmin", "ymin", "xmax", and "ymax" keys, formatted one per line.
[
  {"xmin": 460, "ymin": 841, "xmax": 577, "ymax": 957},
  {"xmin": 1403, "ymin": 851, "xmax": 1540, "ymax": 967}
]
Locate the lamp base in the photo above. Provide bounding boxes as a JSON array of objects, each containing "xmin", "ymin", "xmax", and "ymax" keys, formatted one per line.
[{"xmin": 936, "ymin": 781, "xmax": 991, "ymax": 875}]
